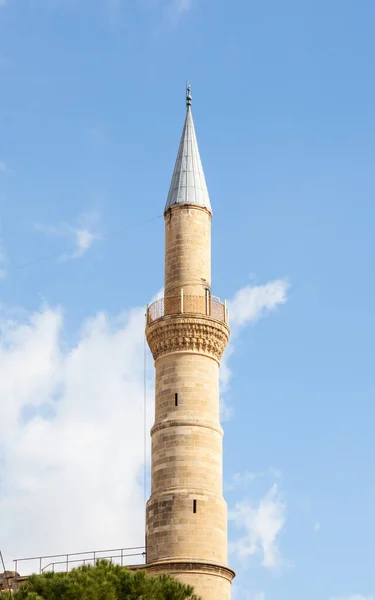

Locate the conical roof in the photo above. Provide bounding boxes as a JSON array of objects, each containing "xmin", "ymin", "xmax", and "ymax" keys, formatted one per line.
[{"xmin": 165, "ymin": 87, "xmax": 212, "ymax": 213}]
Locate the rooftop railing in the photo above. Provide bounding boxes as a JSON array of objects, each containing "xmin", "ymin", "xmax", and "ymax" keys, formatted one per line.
[
  {"xmin": 147, "ymin": 291, "xmax": 228, "ymax": 325},
  {"xmin": 12, "ymin": 546, "xmax": 146, "ymax": 578}
]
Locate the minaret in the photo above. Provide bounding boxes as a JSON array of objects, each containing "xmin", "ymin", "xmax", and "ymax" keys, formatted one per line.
[{"xmin": 145, "ymin": 86, "xmax": 235, "ymax": 600}]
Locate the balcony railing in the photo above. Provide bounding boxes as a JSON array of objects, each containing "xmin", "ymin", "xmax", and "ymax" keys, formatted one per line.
[{"xmin": 147, "ymin": 291, "xmax": 228, "ymax": 325}]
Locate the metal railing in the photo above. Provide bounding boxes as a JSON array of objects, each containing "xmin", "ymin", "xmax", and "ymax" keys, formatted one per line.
[
  {"xmin": 13, "ymin": 546, "xmax": 146, "ymax": 577},
  {"xmin": 147, "ymin": 291, "xmax": 228, "ymax": 325}
]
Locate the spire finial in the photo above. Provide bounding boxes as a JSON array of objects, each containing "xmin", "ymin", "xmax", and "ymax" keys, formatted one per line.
[{"xmin": 186, "ymin": 82, "xmax": 192, "ymax": 108}]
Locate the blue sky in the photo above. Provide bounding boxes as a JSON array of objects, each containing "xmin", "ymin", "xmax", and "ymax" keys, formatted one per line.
[{"xmin": 0, "ymin": 1, "xmax": 374, "ymax": 600}]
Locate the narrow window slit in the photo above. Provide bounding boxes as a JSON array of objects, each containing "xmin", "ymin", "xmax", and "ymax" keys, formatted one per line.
[
  {"xmin": 193, "ymin": 499, "xmax": 197, "ymax": 513},
  {"xmin": 175, "ymin": 393, "xmax": 178, "ymax": 407}
]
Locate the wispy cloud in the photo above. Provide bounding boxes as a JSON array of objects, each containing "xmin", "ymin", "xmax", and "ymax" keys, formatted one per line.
[
  {"xmin": 164, "ymin": 0, "xmax": 193, "ymax": 23},
  {"xmin": 330, "ymin": 596, "xmax": 374, "ymax": 600},
  {"xmin": 35, "ymin": 211, "xmax": 101, "ymax": 260},
  {"xmin": 228, "ymin": 278, "xmax": 289, "ymax": 328},
  {"xmin": 230, "ymin": 484, "xmax": 287, "ymax": 570},
  {"xmin": 0, "ymin": 161, "xmax": 8, "ymax": 172},
  {"xmin": 314, "ymin": 521, "xmax": 321, "ymax": 532},
  {"xmin": 225, "ymin": 468, "xmax": 282, "ymax": 492},
  {"xmin": 170, "ymin": 0, "xmax": 192, "ymax": 15},
  {"xmin": 219, "ymin": 278, "xmax": 289, "ymax": 420},
  {"xmin": 148, "ymin": 0, "xmax": 194, "ymax": 25},
  {"xmin": 0, "ymin": 1, "xmax": 8, "ymax": 7},
  {"xmin": 223, "ymin": 278, "xmax": 289, "ymax": 386}
]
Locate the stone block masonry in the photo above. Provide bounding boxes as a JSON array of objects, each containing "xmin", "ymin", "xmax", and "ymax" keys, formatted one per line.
[
  {"xmin": 145, "ymin": 89, "xmax": 234, "ymax": 599},
  {"xmin": 146, "ymin": 206, "xmax": 234, "ymax": 598}
]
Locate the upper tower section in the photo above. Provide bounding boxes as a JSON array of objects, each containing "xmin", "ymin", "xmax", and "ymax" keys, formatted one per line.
[
  {"xmin": 147, "ymin": 85, "xmax": 228, "ymax": 322},
  {"xmin": 163, "ymin": 86, "xmax": 212, "ymax": 299},
  {"xmin": 165, "ymin": 85, "xmax": 212, "ymax": 214}
]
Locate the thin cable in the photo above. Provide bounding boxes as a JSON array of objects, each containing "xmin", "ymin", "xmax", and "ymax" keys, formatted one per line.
[
  {"xmin": 143, "ymin": 327, "xmax": 147, "ymax": 507},
  {"xmin": 9, "ymin": 214, "xmax": 163, "ymax": 273}
]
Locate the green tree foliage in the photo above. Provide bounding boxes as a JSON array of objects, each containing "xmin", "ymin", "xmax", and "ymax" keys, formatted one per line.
[{"xmin": 11, "ymin": 561, "xmax": 200, "ymax": 600}]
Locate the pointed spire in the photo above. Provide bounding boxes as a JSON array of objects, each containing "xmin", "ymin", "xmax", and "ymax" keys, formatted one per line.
[{"xmin": 164, "ymin": 85, "xmax": 212, "ymax": 214}]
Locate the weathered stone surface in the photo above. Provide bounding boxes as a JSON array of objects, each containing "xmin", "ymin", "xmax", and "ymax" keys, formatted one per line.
[
  {"xmin": 146, "ymin": 200, "xmax": 234, "ymax": 600},
  {"xmin": 0, "ymin": 571, "xmax": 21, "ymax": 592},
  {"xmin": 164, "ymin": 205, "xmax": 212, "ymax": 298},
  {"xmin": 146, "ymin": 315, "xmax": 229, "ymax": 362}
]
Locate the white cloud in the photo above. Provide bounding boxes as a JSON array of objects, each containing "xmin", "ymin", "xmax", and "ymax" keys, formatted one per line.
[
  {"xmin": 230, "ymin": 484, "xmax": 286, "ymax": 569},
  {"xmin": 220, "ymin": 278, "xmax": 289, "ymax": 419},
  {"xmin": 228, "ymin": 279, "xmax": 289, "ymax": 327},
  {"xmin": 0, "ymin": 303, "xmax": 154, "ymax": 571},
  {"xmin": 35, "ymin": 211, "xmax": 101, "ymax": 260},
  {"xmin": 314, "ymin": 520, "xmax": 321, "ymax": 532},
  {"xmin": 0, "ymin": 275, "xmax": 289, "ymax": 572},
  {"xmin": 0, "ymin": 160, "xmax": 7, "ymax": 172}
]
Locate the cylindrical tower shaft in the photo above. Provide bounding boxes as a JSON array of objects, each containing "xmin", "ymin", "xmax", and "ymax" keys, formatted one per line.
[
  {"xmin": 145, "ymin": 89, "xmax": 234, "ymax": 600},
  {"xmin": 164, "ymin": 205, "xmax": 211, "ymax": 298}
]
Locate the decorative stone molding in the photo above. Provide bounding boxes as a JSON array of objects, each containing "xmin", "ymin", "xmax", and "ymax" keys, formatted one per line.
[
  {"xmin": 151, "ymin": 418, "xmax": 223, "ymax": 437},
  {"xmin": 144, "ymin": 560, "xmax": 235, "ymax": 583},
  {"xmin": 146, "ymin": 315, "xmax": 230, "ymax": 362}
]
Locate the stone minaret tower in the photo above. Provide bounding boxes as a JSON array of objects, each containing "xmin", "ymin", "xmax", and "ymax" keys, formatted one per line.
[{"xmin": 145, "ymin": 87, "xmax": 235, "ymax": 600}]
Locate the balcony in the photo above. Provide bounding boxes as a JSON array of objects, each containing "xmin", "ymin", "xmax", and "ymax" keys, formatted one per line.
[{"xmin": 146, "ymin": 292, "xmax": 228, "ymax": 325}]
